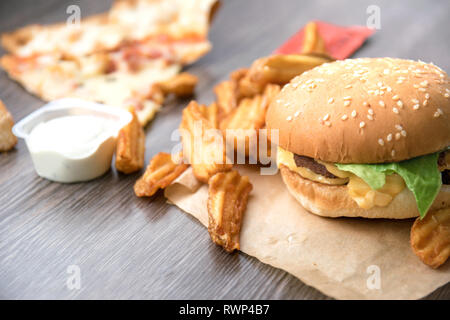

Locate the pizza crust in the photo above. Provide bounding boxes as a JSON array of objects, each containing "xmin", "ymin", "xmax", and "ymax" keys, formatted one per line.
[{"xmin": 0, "ymin": 100, "xmax": 17, "ymax": 152}]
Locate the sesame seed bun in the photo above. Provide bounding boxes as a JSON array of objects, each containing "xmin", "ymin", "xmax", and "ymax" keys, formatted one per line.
[
  {"xmin": 280, "ymin": 165, "xmax": 450, "ymax": 219},
  {"xmin": 266, "ymin": 58, "xmax": 450, "ymax": 163}
]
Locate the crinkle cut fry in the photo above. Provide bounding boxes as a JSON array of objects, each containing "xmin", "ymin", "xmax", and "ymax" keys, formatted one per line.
[
  {"xmin": 134, "ymin": 152, "xmax": 188, "ymax": 197},
  {"xmin": 180, "ymin": 101, "xmax": 231, "ymax": 183},
  {"xmin": 411, "ymin": 207, "xmax": 450, "ymax": 268},
  {"xmin": 157, "ymin": 72, "xmax": 198, "ymax": 98},
  {"xmin": 214, "ymin": 68, "xmax": 248, "ymax": 118},
  {"xmin": 221, "ymin": 84, "xmax": 280, "ymax": 130},
  {"xmin": 115, "ymin": 107, "xmax": 146, "ymax": 174},
  {"xmin": 220, "ymin": 84, "xmax": 280, "ymax": 158},
  {"xmin": 0, "ymin": 100, "xmax": 17, "ymax": 152},
  {"xmin": 247, "ymin": 53, "xmax": 333, "ymax": 87},
  {"xmin": 302, "ymin": 21, "xmax": 328, "ymax": 55},
  {"xmin": 207, "ymin": 170, "xmax": 253, "ymax": 252},
  {"xmin": 214, "ymin": 80, "xmax": 237, "ymax": 117}
]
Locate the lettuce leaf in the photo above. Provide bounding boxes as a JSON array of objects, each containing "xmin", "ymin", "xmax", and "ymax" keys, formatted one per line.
[{"xmin": 335, "ymin": 152, "xmax": 442, "ymax": 218}]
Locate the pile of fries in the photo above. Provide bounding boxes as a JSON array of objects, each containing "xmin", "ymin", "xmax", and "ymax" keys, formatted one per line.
[
  {"xmin": 126, "ymin": 22, "xmax": 449, "ymax": 268},
  {"xmin": 130, "ymin": 22, "xmax": 333, "ymax": 252}
]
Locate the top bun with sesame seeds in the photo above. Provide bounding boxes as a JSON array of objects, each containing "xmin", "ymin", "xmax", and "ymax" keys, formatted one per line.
[{"xmin": 266, "ymin": 57, "xmax": 450, "ymax": 164}]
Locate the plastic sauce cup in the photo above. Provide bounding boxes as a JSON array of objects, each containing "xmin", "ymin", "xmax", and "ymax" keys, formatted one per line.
[{"xmin": 13, "ymin": 98, "xmax": 132, "ymax": 183}]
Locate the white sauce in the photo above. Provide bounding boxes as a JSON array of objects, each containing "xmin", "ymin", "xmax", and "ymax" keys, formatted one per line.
[
  {"xmin": 29, "ymin": 115, "xmax": 115, "ymax": 157},
  {"xmin": 26, "ymin": 115, "xmax": 119, "ymax": 183}
]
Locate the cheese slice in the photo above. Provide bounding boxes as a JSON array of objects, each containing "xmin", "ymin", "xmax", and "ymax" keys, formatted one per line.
[
  {"xmin": 277, "ymin": 147, "xmax": 348, "ymax": 185},
  {"xmin": 277, "ymin": 147, "xmax": 406, "ymax": 209}
]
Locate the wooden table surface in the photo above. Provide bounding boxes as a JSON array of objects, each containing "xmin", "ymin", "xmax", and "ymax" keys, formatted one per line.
[{"xmin": 1, "ymin": 0, "xmax": 449, "ymax": 299}]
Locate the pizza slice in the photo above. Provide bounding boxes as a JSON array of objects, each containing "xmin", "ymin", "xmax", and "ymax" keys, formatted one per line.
[
  {"xmin": 0, "ymin": 0, "xmax": 218, "ymax": 125},
  {"xmin": 2, "ymin": 0, "xmax": 218, "ymax": 59}
]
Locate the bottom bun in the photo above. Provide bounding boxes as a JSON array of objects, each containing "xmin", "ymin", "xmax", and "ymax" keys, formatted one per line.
[{"xmin": 280, "ymin": 165, "xmax": 450, "ymax": 219}]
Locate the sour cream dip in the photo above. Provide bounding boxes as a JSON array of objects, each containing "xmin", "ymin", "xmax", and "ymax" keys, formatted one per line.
[
  {"xmin": 27, "ymin": 115, "xmax": 117, "ymax": 183},
  {"xmin": 13, "ymin": 98, "xmax": 132, "ymax": 183}
]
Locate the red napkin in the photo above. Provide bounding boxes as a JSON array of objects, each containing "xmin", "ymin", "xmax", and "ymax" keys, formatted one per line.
[{"xmin": 275, "ymin": 21, "xmax": 375, "ymax": 60}]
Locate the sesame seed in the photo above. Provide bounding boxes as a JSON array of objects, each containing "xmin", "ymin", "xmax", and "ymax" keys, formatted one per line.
[
  {"xmin": 413, "ymin": 104, "xmax": 420, "ymax": 110},
  {"xmin": 411, "ymin": 98, "xmax": 419, "ymax": 104},
  {"xmin": 392, "ymin": 95, "xmax": 399, "ymax": 101},
  {"xmin": 377, "ymin": 82, "xmax": 383, "ymax": 87},
  {"xmin": 286, "ymin": 116, "xmax": 293, "ymax": 121},
  {"xmin": 363, "ymin": 102, "xmax": 369, "ymax": 107},
  {"xmin": 343, "ymin": 96, "xmax": 352, "ymax": 100},
  {"xmin": 378, "ymin": 138, "xmax": 385, "ymax": 146},
  {"xmin": 360, "ymin": 121, "xmax": 366, "ymax": 128},
  {"xmin": 437, "ymin": 108, "xmax": 444, "ymax": 115},
  {"xmin": 387, "ymin": 134, "xmax": 393, "ymax": 142},
  {"xmin": 391, "ymin": 150, "xmax": 396, "ymax": 157},
  {"xmin": 445, "ymin": 93, "xmax": 450, "ymax": 98},
  {"xmin": 433, "ymin": 111, "xmax": 440, "ymax": 118},
  {"xmin": 420, "ymin": 80, "xmax": 428, "ymax": 87},
  {"xmin": 341, "ymin": 114, "xmax": 348, "ymax": 121},
  {"xmin": 328, "ymin": 97, "xmax": 334, "ymax": 104},
  {"xmin": 401, "ymin": 130, "xmax": 407, "ymax": 137},
  {"xmin": 323, "ymin": 114, "xmax": 330, "ymax": 121},
  {"xmin": 379, "ymin": 100, "xmax": 385, "ymax": 107},
  {"xmin": 395, "ymin": 133, "xmax": 401, "ymax": 140},
  {"xmin": 386, "ymin": 86, "xmax": 392, "ymax": 92},
  {"xmin": 425, "ymin": 93, "xmax": 430, "ymax": 99},
  {"xmin": 368, "ymin": 108, "xmax": 374, "ymax": 115},
  {"xmin": 397, "ymin": 100, "xmax": 403, "ymax": 108},
  {"xmin": 351, "ymin": 110, "xmax": 357, "ymax": 118},
  {"xmin": 418, "ymin": 87, "xmax": 426, "ymax": 92},
  {"xmin": 393, "ymin": 107, "xmax": 399, "ymax": 114},
  {"xmin": 413, "ymin": 84, "xmax": 420, "ymax": 89},
  {"xmin": 423, "ymin": 100, "xmax": 428, "ymax": 106},
  {"xmin": 395, "ymin": 124, "xmax": 403, "ymax": 131},
  {"xmin": 367, "ymin": 114, "xmax": 374, "ymax": 120},
  {"xmin": 294, "ymin": 110, "xmax": 300, "ymax": 117},
  {"xmin": 345, "ymin": 84, "xmax": 352, "ymax": 89},
  {"xmin": 325, "ymin": 121, "xmax": 331, "ymax": 127},
  {"xmin": 344, "ymin": 101, "xmax": 351, "ymax": 107}
]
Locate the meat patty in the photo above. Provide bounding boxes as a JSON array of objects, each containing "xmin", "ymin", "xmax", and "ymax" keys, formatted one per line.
[
  {"xmin": 293, "ymin": 152, "xmax": 449, "ymax": 184},
  {"xmin": 438, "ymin": 150, "xmax": 449, "ymax": 171},
  {"xmin": 443, "ymin": 170, "xmax": 450, "ymax": 185},
  {"xmin": 293, "ymin": 154, "xmax": 339, "ymax": 179}
]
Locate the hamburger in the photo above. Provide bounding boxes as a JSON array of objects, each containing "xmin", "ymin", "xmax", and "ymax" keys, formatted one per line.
[{"xmin": 266, "ymin": 57, "xmax": 450, "ymax": 219}]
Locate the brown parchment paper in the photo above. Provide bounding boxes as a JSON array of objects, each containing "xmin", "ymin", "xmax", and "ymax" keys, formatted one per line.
[{"xmin": 165, "ymin": 165, "xmax": 450, "ymax": 300}]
